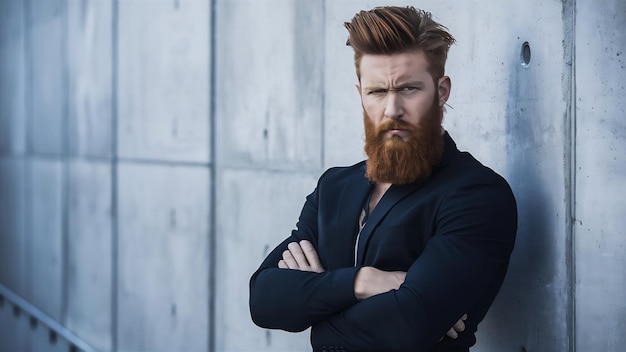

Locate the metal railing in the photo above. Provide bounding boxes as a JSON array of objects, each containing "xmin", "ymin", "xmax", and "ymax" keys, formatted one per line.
[{"xmin": 0, "ymin": 283, "xmax": 98, "ymax": 352}]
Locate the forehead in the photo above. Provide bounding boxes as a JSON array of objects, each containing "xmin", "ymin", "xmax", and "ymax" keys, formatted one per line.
[{"xmin": 359, "ymin": 50, "xmax": 432, "ymax": 85}]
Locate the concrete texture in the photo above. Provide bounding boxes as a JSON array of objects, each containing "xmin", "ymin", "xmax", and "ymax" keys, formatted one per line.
[
  {"xmin": 0, "ymin": 158, "xmax": 27, "ymax": 297},
  {"xmin": 117, "ymin": 0, "xmax": 211, "ymax": 163},
  {"xmin": 29, "ymin": 0, "xmax": 67, "ymax": 155},
  {"xmin": 66, "ymin": 160, "xmax": 113, "ymax": 352},
  {"xmin": 117, "ymin": 162, "xmax": 210, "ymax": 351},
  {"xmin": 67, "ymin": 0, "xmax": 114, "ymax": 158},
  {"xmin": 0, "ymin": 0, "xmax": 625, "ymax": 351},
  {"xmin": 0, "ymin": 0, "xmax": 27, "ymax": 154},
  {"xmin": 216, "ymin": 0, "xmax": 323, "ymax": 171},
  {"xmin": 215, "ymin": 169, "xmax": 318, "ymax": 351},
  {"xmin": 323, "ymin": 1, "xmax": 370, "ymax": 168},
  {"xmin": 29, "ymin": 158, "xmax": 65, "ymax": 321},
  {"xmin": 575, "ymin": 1, "xmax": 626, "ymax": 351}
]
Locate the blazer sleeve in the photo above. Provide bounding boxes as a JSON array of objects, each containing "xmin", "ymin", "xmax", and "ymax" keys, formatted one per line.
[
  {"xmin": 311, "ymin": 179, "xmax": 517, "ymax": 350},
  {"xmin": 249, "ymin": 175, "xmax": 361, "ymax": 332}
]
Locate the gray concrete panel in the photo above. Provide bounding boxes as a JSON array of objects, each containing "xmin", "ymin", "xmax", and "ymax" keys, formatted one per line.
[
  {"xmin": 67, "ymin": 0, "xmax": 114, "ymax": 158},
  {"xmin": 117, "ymin": 0, "xmax": 210, "ymax": 163},
  {"xmin": 28, "ymin": 159, "xmax": 64, "ymax": 321},
  {"xmin": 29, "ymin": 0, "xmax": 67, "ymax": 155},
  {"xmin": 66, "ymin": 160, "xmax": 112, "ymax": 351},
  {"xmin": 0, "ymin": 158, "xmax": 28, "ymax": 296},
  {"xmin": 443, "ymin": 2, "xmax": 570, "ymax": 352},
  {"xmin": 215, "ymin": 168, "xmax": 318, "ymax": 351},
  {"xmin": 0, "ymin": 0, "xmax": 27, "ymax": 155},
  {"xmin": 216, "ymin": 0, "xmax": 323, "ymax": 170},
  {"xmin": 323, "ymin": 1, "xmax": 378, "ymax": 168},
  {"xmin": 117, "ymin": 163, "xmax": 210, "ymax": 351},
  {"xmin": 575, "ymin": 1, "xmax": 626, "ymax": 350}
]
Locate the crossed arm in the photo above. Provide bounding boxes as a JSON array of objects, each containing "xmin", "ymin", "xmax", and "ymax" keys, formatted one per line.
[
  {"xmin": 250, "ymin": 175, "xmax": 516, "ymax": 349},
  {"xmin": 278, "ymin": 240, "xmax": 468, "ymax": 340}
]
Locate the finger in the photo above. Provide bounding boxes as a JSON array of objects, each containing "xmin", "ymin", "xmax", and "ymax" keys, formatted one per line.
[
  {"xmin": 287, "ymin": 242, "xmax": 310, "ymax": 269},
  {"xmin": 300, "ymin": 240, "xmax": 324, "ymax": 272},
  {"xmin": 446, "ymin": 327, "xmax": 458, "ymax": 339},
  {"xmin": 462, "ymin": 314, "xmax": 468, "ymax": 321},
  {"xmin": 453, "ymin": 318, "xmax": 465, "ymax": 332},
  {"xmin": 282, "ymin": 249, "xmax": 299, "ymax": 269},
  {"xmin": 278, "ymin": 260, "xmax": 288, "ymax": 269}
]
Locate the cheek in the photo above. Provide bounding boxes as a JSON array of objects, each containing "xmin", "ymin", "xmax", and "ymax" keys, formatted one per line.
[
  {"xmin": 401, "ymin": 103, "xmax": 428, "ymax": 126},
  {"xmin": 362, "ymin": 101, "xmax": 380, "ymax": 114},
  {"xmin": 412, "ymin": 96, "xmax": 436, "ymax": 116},
  {"xmin": 363, "ymin": 103, "xmax": 383, "ymax": 121}
]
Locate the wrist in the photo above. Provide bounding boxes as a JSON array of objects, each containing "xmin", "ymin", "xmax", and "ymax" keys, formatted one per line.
[{"xmin": 354, "ymin": 266, "xmax": 370, "ymax": 301}]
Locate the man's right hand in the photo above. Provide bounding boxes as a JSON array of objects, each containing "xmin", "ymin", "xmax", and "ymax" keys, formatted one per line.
[{"xmin": 353, "ymin": 266, "xmax": 407, "ymax": 300}]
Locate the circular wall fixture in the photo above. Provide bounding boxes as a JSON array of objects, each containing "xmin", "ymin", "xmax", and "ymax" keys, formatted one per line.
[{"xmin": 521, "ymin": 41, "xmax": 531, "ymax": 67}]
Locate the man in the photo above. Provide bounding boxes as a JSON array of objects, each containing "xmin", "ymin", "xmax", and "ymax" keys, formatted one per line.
[{"xmin": 249, "ymin": 6, "xmax": 517, "ymax": 351}]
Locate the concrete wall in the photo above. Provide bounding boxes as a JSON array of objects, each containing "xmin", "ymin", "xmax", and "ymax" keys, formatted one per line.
[
  {"xmin": 1, "ymin": 0, "xmax": 211, "ymax": 351},
  {"xmin": 575, "ymin": 1, "xmax": 626, "ymax": 351},
  {"xmin": 0, "ymin": 0, "xmax": 624, "ymax": 351}
]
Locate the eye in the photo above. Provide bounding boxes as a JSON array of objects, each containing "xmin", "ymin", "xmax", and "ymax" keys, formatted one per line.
[
  {"xmin": 399, "ymin": 86, "xmax": 419, "ymax": 93},
  {"xmin": 367, "ymin": 89, "xmax": 387, "ymax": 96}
]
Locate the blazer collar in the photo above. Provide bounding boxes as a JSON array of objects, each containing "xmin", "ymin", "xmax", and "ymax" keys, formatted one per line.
[{"xmin": 434, "ymin": 131, "xmax": 456, "ymax": 171}]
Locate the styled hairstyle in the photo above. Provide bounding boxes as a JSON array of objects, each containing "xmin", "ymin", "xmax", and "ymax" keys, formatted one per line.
[{"xmin": 345, "ymin": 6, "xmax": 455, "ymax": 81}]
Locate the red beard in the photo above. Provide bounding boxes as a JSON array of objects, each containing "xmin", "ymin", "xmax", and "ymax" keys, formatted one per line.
[{"xmin": 363, "ymin": 99, "xmax": 444, "ymax": 185}]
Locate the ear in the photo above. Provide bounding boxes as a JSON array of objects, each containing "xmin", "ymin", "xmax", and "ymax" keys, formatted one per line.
[
  {"xmin": 437, "ymin": 76, "xmax": 451, "ymax": 107},
  {"xmin": 355, "ymin": 83, "xmax": 362, "ymax": 98}
]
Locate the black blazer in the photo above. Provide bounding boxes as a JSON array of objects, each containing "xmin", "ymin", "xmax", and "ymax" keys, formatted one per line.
[{"xmin": 250, "ymin": 133, "xmax": 517, "ymax": 352}]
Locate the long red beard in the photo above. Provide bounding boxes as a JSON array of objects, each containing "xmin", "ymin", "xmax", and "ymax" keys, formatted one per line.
[{"xmin": 363, "ymin": 100, "xmax": 444, "ymax": 185}]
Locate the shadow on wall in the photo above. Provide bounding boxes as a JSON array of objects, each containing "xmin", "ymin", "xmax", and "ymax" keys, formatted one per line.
[{"xmin": 480, "ymin": 42, "xmax": 568, "ymax": 351}]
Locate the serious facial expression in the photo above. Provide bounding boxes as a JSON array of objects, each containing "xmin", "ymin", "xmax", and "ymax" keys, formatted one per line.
[{"xmin": 357, "ymin": 49, "xmax": 450, "ymax": 141}]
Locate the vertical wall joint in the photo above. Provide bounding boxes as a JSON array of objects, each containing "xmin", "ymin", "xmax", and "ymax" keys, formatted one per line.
[{"xmin": 562, "ymin": 0, "xmax": 577, "ymax": 351}]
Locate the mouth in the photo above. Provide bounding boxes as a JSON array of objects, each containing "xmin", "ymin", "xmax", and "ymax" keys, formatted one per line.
[
  {"xmin": 385, "ymin": 129, "xmax": 408, "ymax": 137},
  {"xmin": 383, "ymin": 129, "xmax": 410, "ymax": 141}
]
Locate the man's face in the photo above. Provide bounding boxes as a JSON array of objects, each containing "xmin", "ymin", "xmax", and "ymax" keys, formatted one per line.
[
  {"xmin": 357, "ymin": 49, "xmax": 449, "ymax": 136},
  {"xmin": 357, "ymin": 49, "xmax": 451, "ymax": 184}
]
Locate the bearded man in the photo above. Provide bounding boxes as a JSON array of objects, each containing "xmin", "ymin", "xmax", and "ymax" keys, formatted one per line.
[{"xmin": 249, "ymin": 6, "xmax": 517, "ymax": 352}]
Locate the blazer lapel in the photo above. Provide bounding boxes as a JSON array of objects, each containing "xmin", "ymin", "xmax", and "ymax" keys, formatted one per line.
[
  {"xmin": 355, "ymin": 180, "xmax": 426, "ymax": 266},
  {"xmin": 332, "ymin": 164, "xmax": 372, "ymax": 267}
]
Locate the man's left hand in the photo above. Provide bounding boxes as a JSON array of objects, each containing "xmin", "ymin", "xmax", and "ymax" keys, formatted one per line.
[
  {"xmin": 442, "ymin": 314, "xmax": 467, "ymax": 340},
  {"xmin": 278, "ymin": 240, "xmax": 325, "ymax": 273}
]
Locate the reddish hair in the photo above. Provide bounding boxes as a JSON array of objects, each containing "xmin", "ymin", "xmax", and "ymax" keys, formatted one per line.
[{"xmin": 345, "ymin": 6, "xmax": 455, "ymax": 81}]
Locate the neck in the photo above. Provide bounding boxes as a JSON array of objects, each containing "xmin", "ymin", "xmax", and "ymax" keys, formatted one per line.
[
  {"xmin": 375, "ymin": 182, "xmax": 392, "ymax": 192},
  {"xmin": 367, "ymin": 182, "xmax": 392, "ymax": 215}
]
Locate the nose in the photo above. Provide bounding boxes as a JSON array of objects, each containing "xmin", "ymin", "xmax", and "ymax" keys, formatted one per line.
[{"xmin": 383, "ymin": 92, "xmax": 403, "ymax": 120}]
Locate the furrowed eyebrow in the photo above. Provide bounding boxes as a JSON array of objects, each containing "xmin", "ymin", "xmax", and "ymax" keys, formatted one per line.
[
  {"xmin": 363, "ymin": 80, "xmax": 425, "ymax": 90},
  {"xmin": 396, "ymin": 81, "xmax": 425, "ymax": 87},
  {"xmin": 363, "ymin": 86, "xmax": 387, "ymax": 92},
  {"xmin": 360, "ymin": 85, "xmax": 387, "ymax": 95},
  {"xmin": 363, "ymin": 81, "xmax": 425, "ymax": 93}
]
